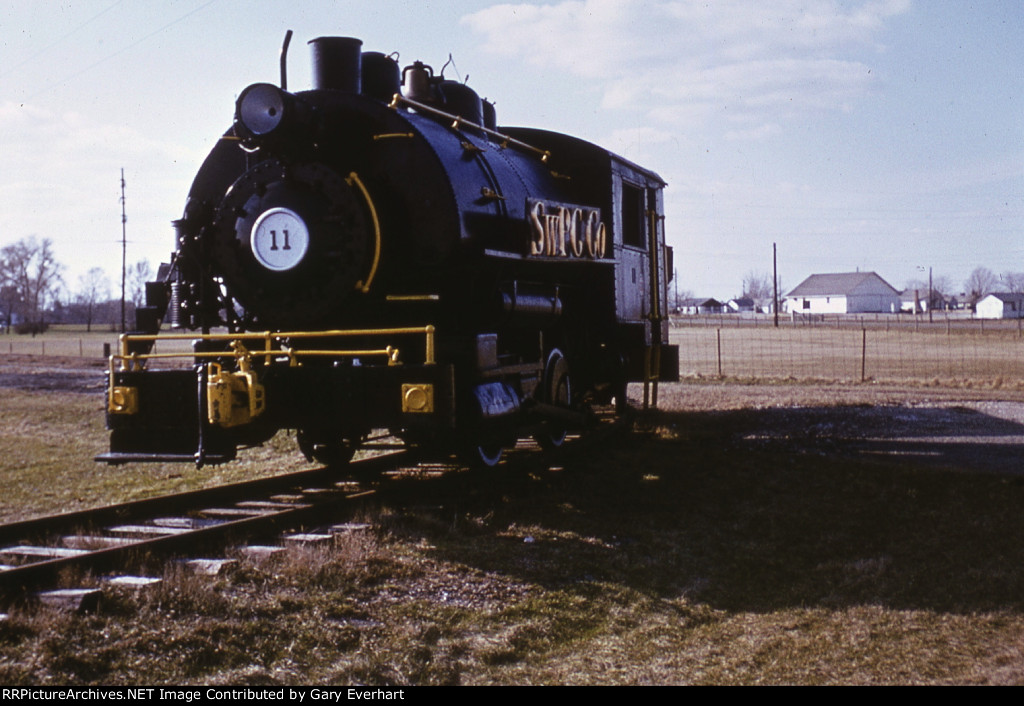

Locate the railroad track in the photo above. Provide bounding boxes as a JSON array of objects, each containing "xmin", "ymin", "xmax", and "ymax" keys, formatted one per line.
[
  {"xmin": 0, "ymin": 420, "xmax": 608, "ymax": 607},
  {"xmin": 0, "ymin": 452, "xmax": 411, "ymax": 605}
]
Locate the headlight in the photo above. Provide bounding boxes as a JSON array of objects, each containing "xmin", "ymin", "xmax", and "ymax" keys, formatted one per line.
[{"xmin": 236, "ymin": 83, "xmax": 292, "ymax": 138}]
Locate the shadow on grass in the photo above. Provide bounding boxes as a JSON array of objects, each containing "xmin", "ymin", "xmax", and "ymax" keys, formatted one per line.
[{"xmin": 391, "ymin": 404, "xmax": 1024, "ymax": 615}]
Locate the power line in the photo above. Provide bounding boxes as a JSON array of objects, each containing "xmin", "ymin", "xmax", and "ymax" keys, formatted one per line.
[
  {"xmin": 22, "ymin": 0, "xmax": 221, "ymax": 102},
  {"xmin": 0, "ymin": 0, "xmax": 126, "ymax": 81}
]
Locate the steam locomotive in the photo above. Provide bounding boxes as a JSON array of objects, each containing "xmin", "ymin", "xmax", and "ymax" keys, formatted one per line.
[{"xmin": 100, "ymin": 33, "xmax": 678, "ymax": 468}]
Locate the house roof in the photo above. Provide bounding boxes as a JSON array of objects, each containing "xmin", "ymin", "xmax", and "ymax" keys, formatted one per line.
[
  {"xmin": 680, "ymin": 297, "xmax": 722, "ymax": 307},
  {"xmin": 787, "ymin": 272, "xmax": 899, "ymax": 297},
  {"xmin": 899, "ymin": 289, "xmax": 947, "ymax": 302},
  {"xmin": 729, "ymin": 297, "xmax": 755, "ymax": 307},
  {"xmin": 981, "ymin": 292, "xmax": 1024, "ymax": 304}
]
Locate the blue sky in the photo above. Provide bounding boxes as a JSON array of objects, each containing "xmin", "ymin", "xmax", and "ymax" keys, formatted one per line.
[{"xmin": 2, "ymin": 0, "xmax": 1021, "ymax": 300}]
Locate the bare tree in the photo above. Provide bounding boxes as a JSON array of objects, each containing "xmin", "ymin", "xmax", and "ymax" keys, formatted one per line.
[
  {"xmin": 926, "ymin": 274, "xmax": 956, "ymax": 310},
  {"xmin": 0, "ymin": 237, "xmax": 64, "ymax": 328},
  {"xmin": 673, "ymin": 288, "xmax": 694, "ymax": 310},
  {"xmin": 741, "ymin": 270, "xmax": 773, "ymax": 311},
  {"xmin": 127, "ymin": 259, "xmax": 153, "ymax": 309},
  {"xmin": 965, "ymin": 266, "xmax": 997, "ymax": 306},
  {"xmin": 1001, "ymin": 271, "xmax": 1024, "ymax": 294},
  {"xmin": 76, "ymin": 267, "xmax": 111, "ymax": 332},
  {"xmin": 0, "ymin": 248, "xmax": 20, "ymax": 331},
  {"xmin": 931, "ymin": 274, "xmax": 953, "ymax": 298},
  {"xmin": 0, "ymin": 285, "xmax": 20, "ymax": 333}
]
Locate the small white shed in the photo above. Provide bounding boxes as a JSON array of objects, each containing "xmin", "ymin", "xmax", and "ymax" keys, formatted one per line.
[{"xmin": 976, "ymin": 293, "xmax": 1024, "ymax": 319}]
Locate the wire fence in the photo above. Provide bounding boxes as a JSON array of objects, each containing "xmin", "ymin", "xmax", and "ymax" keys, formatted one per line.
[
  {"xmin": 671, "ymin": 315, "xmax": 1024, "ymax": 383},
  {"xmin": 0, "ymin": 331, "xmax": 192, "ymax": 360},
  {"xmin": 6, "ymin": 318, "xmax": 1024, "ymax": 386},
  {"xmin": 1, "ymin": 335, "xmax": 116, "ymax": 359}
]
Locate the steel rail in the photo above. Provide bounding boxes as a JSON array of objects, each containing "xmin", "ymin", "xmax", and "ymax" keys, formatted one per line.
[{"xmin": 0, "ymin": 453, "xmax": 404, "ymax": 602}]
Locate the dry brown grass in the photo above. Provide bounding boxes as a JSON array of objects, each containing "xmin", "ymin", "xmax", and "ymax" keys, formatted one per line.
[
  {"xmin": 0, "ymin": 386, "xmax": 319, "ymax": 523},
  {"xmin": 672, "ymin": 322, "xmax": 1024, "ymax": 385},
  {"xmin": 5, "ymin": 396, "xmax": 1024, "ymax": 684},
  {"xmin": 4, "ymin": 351, "xmax": 1024, "ymax": 684}
]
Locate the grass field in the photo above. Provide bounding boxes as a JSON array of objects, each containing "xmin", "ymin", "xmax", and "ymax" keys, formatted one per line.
[
  {"xmin": 0, "ymin": 326, "xmax": 201, "ymax": 359},
  {"xmin": 2, "ymin": 388, "xmax": 1024, "ymax": 685},
  {"xmin": 0, "ymin": 387, "xmax": 319, "ymax": 523},
  {"xmin": 2, "ymin": 333, "xmax": 1024, "ymax": 684},
  {"xmin": 671, "ymin": 321, "xmax": 1024, "ymax": 385}
]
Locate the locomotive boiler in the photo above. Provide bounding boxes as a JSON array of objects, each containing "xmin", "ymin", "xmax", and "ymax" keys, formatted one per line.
[{"xmin": 100, "ymin": 33, "xmax": 678, "ymax": 468}]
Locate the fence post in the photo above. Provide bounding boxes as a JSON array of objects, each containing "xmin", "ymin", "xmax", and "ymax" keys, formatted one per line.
[
  {"xmin": 717, "ymin": 328, "xmax": 723, "ymax": 378},
  {"xmin": 861, "ymin": 328, "xmax": 867, "ymax": 382}
]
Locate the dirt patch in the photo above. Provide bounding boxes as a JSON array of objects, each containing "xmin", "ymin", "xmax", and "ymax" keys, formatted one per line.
[
  {"xmin": 0, "ymin": 356, "xmax": 107, "ymax": 394},
  {"xmin": 0, "ymin": 369, "xmax": 105, "ymax": 394},
  {"xmin": 646, "ymin": 381, "xmax": 1024, "ymax": 476},
  {"xmin": 3, "ymin": 359, "xmax": 1024, "ymax": 474}
]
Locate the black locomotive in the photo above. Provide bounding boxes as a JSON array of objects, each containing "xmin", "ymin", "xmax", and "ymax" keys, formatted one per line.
[{"xmin": 100, "ymin": 34, "xmax": 678, "ymax": 468}]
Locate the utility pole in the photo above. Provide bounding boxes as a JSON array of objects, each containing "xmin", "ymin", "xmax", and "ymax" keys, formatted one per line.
[
  {"xmin": 928, "ymin": 266, "xmax": 933, "ymax": 323},
  {"xmin": 773, "ymin": 242, "xmax": 779, "ymax": 327},
  {"xmin": 674, "ymin": 267, "xmax": 679, "ymax": 313},
  {"xmin": 120, "ymin": 168, "xmax": 127, "ymax": 333}
]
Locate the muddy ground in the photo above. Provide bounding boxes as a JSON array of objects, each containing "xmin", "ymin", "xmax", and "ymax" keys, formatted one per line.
[{"xmin": 0, "ymin": 358, "xmax": 107, "ymax": 394}]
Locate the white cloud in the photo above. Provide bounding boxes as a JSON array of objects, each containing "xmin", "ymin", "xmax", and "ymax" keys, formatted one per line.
[{"xmin": 463, "ymin": 0, "xmax": 909, "ymax": 140}]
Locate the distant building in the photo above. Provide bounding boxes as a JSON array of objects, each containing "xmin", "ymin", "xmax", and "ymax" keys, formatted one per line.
[
  {"xmin": 784, "ymin": 272, "xmax": 901, "ymax": 314},
  {"xmin": 726, "ymin": 297, "xmax": 756, "ymax": 313},
  {"xmin": 899, "ymin": 289, "xmax": 949, "ymax": 313},
  {"xmin": 678, "ymin": 297, "xmax": 723, "ymax": 315},
  {"xmin": 975, "ymin": 292, "xmax": 1024, "ymax": 319}
]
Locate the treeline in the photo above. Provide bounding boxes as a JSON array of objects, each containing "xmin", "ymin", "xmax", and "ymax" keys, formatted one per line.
[
  {"xmin": 737, "ymin": 266, "xmax": 1023, "ymax": 311},
  {"xmin": 0, "ymin": 236, "xmax": 152, "ymax": 334}
]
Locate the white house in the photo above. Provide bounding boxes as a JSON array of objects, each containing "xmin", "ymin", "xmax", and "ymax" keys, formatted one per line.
[
  {"xmin": 726, "ymin": 297, "xmax": 756, "ymax": 313},
  {"xmin": 784, "ymin": 272, "xmax": 901, "ymax": 314},
  {"xmin": 975, "ymin": 292, "xmax": 1024, "ymax": 319},
  {"xmin": 678, "ymin": 297, "xmax": 723, "ymax": 315}
]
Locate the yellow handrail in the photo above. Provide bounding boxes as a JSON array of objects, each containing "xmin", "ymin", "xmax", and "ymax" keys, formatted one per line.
[
  {"xmin": 114, "ymin": 325, "xmax": 436, "ymax": 371},
  {"xmin": 389, "ymin": 94, "xmax": 551, "ymax": 163}
]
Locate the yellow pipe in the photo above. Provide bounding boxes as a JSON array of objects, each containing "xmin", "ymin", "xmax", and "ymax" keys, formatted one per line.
[
  {"xmin": 346, "ymin": 171, "xmax": 382, "ymax": 293},
  {"xmin": 115, "ymin": 325, "xmax": 440, "ymax": 368},
  {"xmin": 120, "ymin": 325, "xmax": 437, "ymax": 350}
]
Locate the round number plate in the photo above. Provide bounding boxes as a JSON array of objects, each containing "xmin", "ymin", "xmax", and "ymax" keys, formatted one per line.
[{"xmin": 250, "ymin": 208, "xmax": 310, "ymax": 271}]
